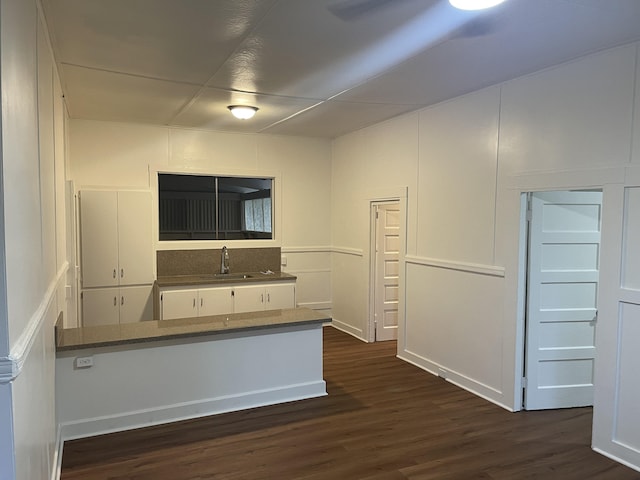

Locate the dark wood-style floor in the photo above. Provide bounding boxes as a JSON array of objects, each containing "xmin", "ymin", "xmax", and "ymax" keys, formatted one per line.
[{"xmin": 61, "ymin": 326, "xmax": 640, "ymax": 479}]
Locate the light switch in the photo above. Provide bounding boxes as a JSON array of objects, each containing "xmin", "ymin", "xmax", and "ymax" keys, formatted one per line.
[{"xmin": 281, "ymin": 255, "xmax": 287, "ymax": 266}]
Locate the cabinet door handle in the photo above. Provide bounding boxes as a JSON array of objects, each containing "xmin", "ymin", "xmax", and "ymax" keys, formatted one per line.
[
  {"xmin": 267, "ymin": 293, "xmax": 270, "ymax": 303},
  {"xmin": 261, "ymin": 293, "xmax": 264, "ymax": 303},
  {"xmin": 113, "ymin": 296, "xmax": 117, "ymax": 306},
  {"xmin": 113, "ymin": 269, "xmax": 117, "ymax": 279},
  {"xmin": 193, "ymin": 298, "xmax": 196, "ymax": 308},
  {"xmin": 121, "ymin": 296, "xmax": 124, "ymax": 306},
  {"xmin": 121, "ymin": 268, "xmax": 124, "ymax": 278},
  {"xmin": 200, "ymin": 298, "xmax": 203, "ymax": 307}
]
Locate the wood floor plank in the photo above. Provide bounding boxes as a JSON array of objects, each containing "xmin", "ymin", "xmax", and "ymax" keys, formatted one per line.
[{"xmin": 61, "ymin": 326, "xmax": 640, "ymax": 479}]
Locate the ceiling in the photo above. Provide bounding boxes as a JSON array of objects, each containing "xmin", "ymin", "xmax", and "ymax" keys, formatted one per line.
[{"xmin": 42, "ymin": 0, "xmax": 640, "ymax": 139}]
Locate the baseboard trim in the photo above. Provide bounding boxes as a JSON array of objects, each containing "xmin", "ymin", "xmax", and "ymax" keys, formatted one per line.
[
  {"xmin": 51, "ymin": 426, "xmax": 63, "ymax": 480},
  {"xmin": 59, "ymin": 380, "xmax": 327, "ymax": 441},
  {"xmin": 398, "ymin": 349, "xmax": 512, "ymax": 412},
  {"xmin": 330, "ymin": 320, "xmax": 367, "ymax": 343},
  {"xmin": 592, "ymin": 447, "xmax": 640, "ymax": 474}
]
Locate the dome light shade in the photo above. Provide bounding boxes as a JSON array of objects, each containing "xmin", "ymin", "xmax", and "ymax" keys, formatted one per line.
[
  {"xmin": 228, "ymin": 105, "xmax": 258, "ymax": 120},
  {"xmin": 449, "ymin": 0, "xmax": 507, "ymax": 10}
]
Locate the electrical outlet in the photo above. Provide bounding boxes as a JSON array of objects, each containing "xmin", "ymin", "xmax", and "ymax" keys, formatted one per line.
[
  {"xmin": 75, "ymin": 356, "xmax": 94, "ymax": 369},
  {"xmin": 281, "ymin": 255, "xmax": 287, "ymax": 266}
]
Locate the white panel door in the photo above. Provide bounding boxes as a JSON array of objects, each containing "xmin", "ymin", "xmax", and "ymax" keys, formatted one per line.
[
  {"xmin": 233, "ymin": 285, "xmax": 265, "ymax": 313},
  {"xmin": 525, "ymin": 190, "xmax": 602, "ymax": 410},
  {"xmin": 374, "ymin": 202, "xmax": 400, "ymax": 341},
  {"xmin": 161, "ymin": 289, "xmax": 198, "ymax": 320},
  {"xmin": 199, "ymin": 287, "xmax": 234, "ymax": 316},
  {"xmin": 265, "ymin": 283, "xmax": 295, "ymax": 310},
  {"xmin": 82, "ymin": 288, "xmax": 119, "ymax": 327},
  {"xmin": 117, "ymin": 191, "xmax": 153, "ymax": 286},
  {"xmin": 80, "ymin": 191, "xmax": 119, "ymax": 288},
  {"xmin": 119, "ymin": 285, "xmax": 153, "ymax": 324}
]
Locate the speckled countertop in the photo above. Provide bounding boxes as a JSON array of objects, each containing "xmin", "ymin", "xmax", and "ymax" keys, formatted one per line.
[
  {"xmin": 156, "ymin": 271, "xmax": 296, "ymax": 287},
  {"xmin": 56, "ymin": 307, "xmax": 327, "ymax": 352}
]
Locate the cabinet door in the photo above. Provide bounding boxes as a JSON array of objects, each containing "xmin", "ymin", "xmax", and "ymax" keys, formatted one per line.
[
  {"xmin": 233, "ymin": 285, "xmax": 265, "ymax": 313},
  {"xmin": 120, "ymin": 285, "xmax": 154, "ymax": 324},
  {"xmin": 82, "ymin": 288, "xmax": 119, "ymax": 327},
  {"xmin": 199, "ymin": 287, "xmax": 234, "ymax": 316},
  {"xmin": 117, "ymin": 191, "xmax": 153, "ymax": 286},
  {"xmin": 161, "ymin": 289, "xmax": 198, "ymax": 320},
  {"xmin": 266, "ymin": 283, "xmax": 296, "ymax": 310},
  {"xmin": 80, "ymin": 191, "xmax": 119, "ymax": 288}
]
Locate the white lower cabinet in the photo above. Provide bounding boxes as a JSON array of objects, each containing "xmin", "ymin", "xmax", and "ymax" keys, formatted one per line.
[
  {"xmin": 82, "ymin": 285, "xmax": 153, "ymax": 327},
  {"xmin": 199, "ymin": 287, "xmax": 235, "ymax": 316},
  {"xmin": 233, "ymin": 283, "xmax": 296, "ymax": 313},
  {"xmin": 160, "ymin": 288, "xmax": 198, "ymax": 320},
  {"xmin": 160, "ymin": 287, "xmax": 235, "ymax": 320},
  {"xmin": 160, "ymin": 282, "xmax": 295, "ymax": 320}
]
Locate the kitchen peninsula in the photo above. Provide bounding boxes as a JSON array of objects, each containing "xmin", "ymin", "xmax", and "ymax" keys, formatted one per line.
[{"xmin": 56, "ymin": 307, "xmax": 328, "ymax": 441}]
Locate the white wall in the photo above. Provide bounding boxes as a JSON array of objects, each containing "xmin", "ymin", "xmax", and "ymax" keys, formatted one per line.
[
  {"xmin": 331, "ymin": 41, "xmax": 640, "ymax": 468},
  {"xmin": 68, "ymin": 121, "xmax": 333, "ymax": 315},
  {"xmin": 331, "ymin": 113, "xmax": 419, "ymax": 337},
  {"xmin": 0, "ymin": 0, "xmax": 69, "ymax": 479}
]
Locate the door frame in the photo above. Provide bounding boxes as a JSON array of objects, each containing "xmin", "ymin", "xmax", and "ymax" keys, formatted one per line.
[
  {"xmin": 514, "ymin": 186, "xmax": 605, "ymax": 411},
  {"xmin": 366, "ymin": 188, "xmax": 408, "ymax": 344},
  {"xmin": 369, "ymin": 200, "xmax": 401, "ymax": 342}
]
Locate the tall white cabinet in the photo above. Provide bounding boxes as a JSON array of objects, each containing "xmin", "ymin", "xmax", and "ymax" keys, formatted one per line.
[{"xmin": 80, "ymin": 190, "xmax": 154, "ymax": 326}]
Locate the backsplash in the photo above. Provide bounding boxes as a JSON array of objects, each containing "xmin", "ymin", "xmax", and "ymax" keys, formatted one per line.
[{"xmin": 157, "ymin": 247, "xmax": 281, "ymax": 277}]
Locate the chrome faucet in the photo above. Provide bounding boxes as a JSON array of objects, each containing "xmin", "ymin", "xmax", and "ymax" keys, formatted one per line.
[{"xmin": 220, "ymin": 246, "xmax": 230, "ymax": 274}]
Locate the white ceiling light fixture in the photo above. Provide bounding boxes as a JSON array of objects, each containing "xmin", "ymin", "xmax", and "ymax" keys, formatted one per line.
[
  {"xmin": 449, "ymin": 0, "xmax": 507, "ymax": 10},
  {"xmin": 228, "ymin": 105, "xmax": 258, "ymax": 120}
]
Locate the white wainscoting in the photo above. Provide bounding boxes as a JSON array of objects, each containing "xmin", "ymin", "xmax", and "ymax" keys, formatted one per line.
[
  {"xmin": 400, "ymin": 259, "xmax": 509, "ymax": 410},
  {"xmin": 594, "ymin": 184, "xmax": 640, "ymax": 473},
  {"xmin": 281, "ymin": 247, "xmax": 332, "ymax": 315},
  {"xmin": 330, "ymin": 247, "xmax": 366, "ymax": 341}
]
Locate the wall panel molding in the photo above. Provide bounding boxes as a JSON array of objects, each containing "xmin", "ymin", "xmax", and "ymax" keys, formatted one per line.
[
  {"xmin": 506, "ymin": 166, "xmax": 626, "ymax": 191},
  {"xmin": 0, "ymin": 262, "xmax": 68, "ymax": 384},
  {"xmin": 296, "ymin": 301, "xmax": 332, "ymax": 311},
  {"xmin": 332, "ymin": 247, "xmax": 364, "ymax": 257},
  {"xmin": 281, "ymin": 246, "xmax": 332, "ymax": 253},
  {"xmin": 405, "ymin": 255, "xmax": 505, "ymax": 277}
]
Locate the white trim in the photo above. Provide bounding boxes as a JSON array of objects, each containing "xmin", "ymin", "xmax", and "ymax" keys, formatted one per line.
[
  {"xmin": 285, "ymin": 268, "xmax": 331, "ymax": 274},
  {"xmin": 332, "ymin": 247, "xmax": 364, "ymax": 257},
  {"xmin": 405, "ymin": 255, "xmax": 505, "ymax": 277},
  {"xmin": 626, "ymin": 166, "xmax": 640, "ymax": 184},
  {"xmin": 330, "ymin": 320, "xmax": 366, "ymax": 342},
  {"xmin": 296, "ymin": 301, "xmax": 332, "ymax": 311},
  {"xmin": 398, "ymin": 348, "xmax": 512, "ymax": 412},
  {"xmin": 619, "ymin": 289, "xmax": 640, "ymax": 304},
  {"xmin": 0, "ymin": 262, "xmax": 68, "ymax": 384},
  {"xmin": 506, "ymin": 166, "xmax": 625, "ymax": 191},
  {"xmin": 51, "ymin": 427, "xmax": 63, "ymax": 480},
  {"xmin": 593, "ymin": 447, "xmax": 640, "ymax": 474},
  {"xmin": 281, "ymin": 246, "xmax": 332, "ymax": 253},
  {"xmin": 59, "ymin": 381, "xmax": 326, "ymax": 441}
]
